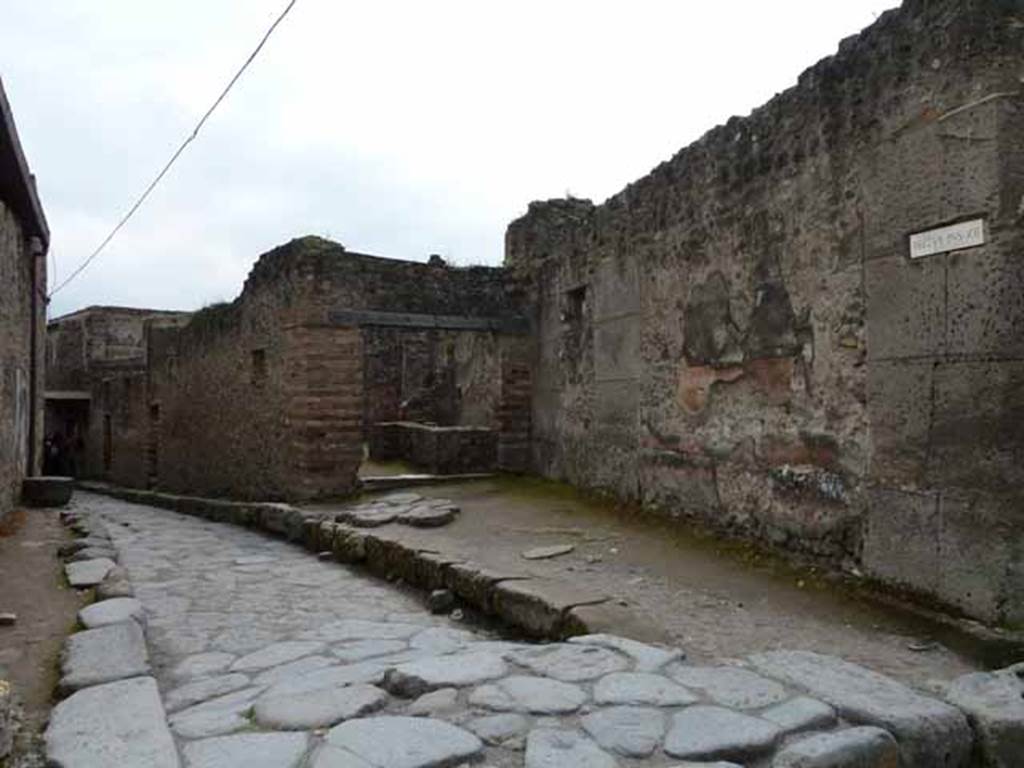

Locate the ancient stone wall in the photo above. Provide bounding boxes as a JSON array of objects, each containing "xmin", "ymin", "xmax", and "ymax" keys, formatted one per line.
[
  {"xmin": 506, "ymin": 0, "xmax": 1024, "ymax": 624},
  {"xmin": 0, "ymin": 200, "xmax": 32, "ymax": 522}
]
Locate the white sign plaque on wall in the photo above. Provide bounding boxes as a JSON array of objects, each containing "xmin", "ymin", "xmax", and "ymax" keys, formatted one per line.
[{"xmin": 909, "ymin": 218, "xmax": 986, "ymax": 259}]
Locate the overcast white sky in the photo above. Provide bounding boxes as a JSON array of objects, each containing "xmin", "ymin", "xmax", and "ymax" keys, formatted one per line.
[{"xmin": 3, "ymin": 1, "xmax": 896, "ymax": 318}]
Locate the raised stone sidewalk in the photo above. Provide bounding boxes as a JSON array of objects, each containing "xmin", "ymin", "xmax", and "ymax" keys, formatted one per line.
[{"xmin": 45, "ymin": 489, "xmax": 1024, "ymax": 767}]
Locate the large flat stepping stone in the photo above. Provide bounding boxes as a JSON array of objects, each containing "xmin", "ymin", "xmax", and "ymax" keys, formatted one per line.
[
  {"xmin": 761, "ymin": 696, "xmax": 837, "ymax": 736},
  {"xmin": 525, "ymin": 728, "xmax": 617, "ymax": 768},
  {"xmin": 512, "ymin": 644, "xmax": 629, "ymax": 682},
  {"xmin": 749, "ymin": 651, "xmax": 972, "ymax": 768},
  {"xmin": 669, "ymin": 665, "xmax": 789, "ymax": 710},
  {"xmin": 594, "ymin": 672, "xmax": 698, "ymax": 707},
  {"xmin": 254, "ymin": 683, "xmax": 388, "ymax": 730},
  {"xmin": 169, "ymin": 687, "xmax": 264, "ymax": 740},
  {"xmin": 384, "ymin": 652, "xmax": 507, "ymax": 697},
  {"xmin": 78, "ymin": 597, "xmax": 145, "ymax": 629},
  {"xmin": 60, "ymin": 621, "xmax": 150, "ymax": 693},
  {"xmin": 664, "ymin": 706, "xmax": 781, "ymax": 762},
  {"xmin": 230, "ymin": 640, "xmax": 324, "ymax": 671},
  {"xmin": 182, "ymin": 732, "xmax": 309, "ymax": 768},
  {"xmin": 469, "ymin": 676, "xmax": 587, "ymax": 714},
  {"xmin": 65, "ymin": 558, "xmax": 116, "ymax": 588},
  {"xmin": 165, "ymin": 674, "xmax": 252, "ymax": 713},
  {"xmin": 773, "ymin": 726, "xmax": 899, "ymax": 767},
  {"xmin": 568, "ymin": 633, "xmax": 683, "ymax": 671},
  {"xmin": 522, "ymin": 544, "xmax": 575, "ymax": 560},
  {"xmin": 582, "ymin": 705, "xmax": 665, "ymax": 758},
  {"xmin": 45, "ymin": 677, "xmax": 179, "ymax": 768},
  {"xmin": 945, "ymin": 663, "xmax": 1024, "ymax": 768},
  {"xmin": 312, "ymin": 715, "xmax": 483, "ymax": 767}
]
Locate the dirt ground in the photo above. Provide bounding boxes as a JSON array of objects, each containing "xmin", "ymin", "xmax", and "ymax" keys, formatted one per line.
[
  {"xmin": 323, "ymin": 474, "xmax": 986, "ymax": 689},
  {"xmin": 0, "ymin": 507, "xmax": 83, "ymax": 747}
]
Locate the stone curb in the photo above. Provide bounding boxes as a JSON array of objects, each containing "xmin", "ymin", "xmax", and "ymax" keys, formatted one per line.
[
  {"xmin": 51, "ymin": 503, "xmax": 182, "ymax": 767},
  {"xmin": 76, "ymin": 481, "xmax": 656, "ymax": 643}
]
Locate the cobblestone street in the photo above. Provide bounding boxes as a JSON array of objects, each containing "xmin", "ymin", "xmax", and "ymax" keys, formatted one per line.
[{"xmin": 42, "ymin": 491, "xmax": 999, "ymax": 768}]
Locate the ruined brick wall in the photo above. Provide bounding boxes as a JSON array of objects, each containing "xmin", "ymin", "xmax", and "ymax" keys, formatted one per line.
[
  {"xmin": 44, "ymin": 308, "xmax": 190, "ymax": 482},
  {"xmin": 507, "ymin": 0, "xmax": 1023, "ymax": 624},
  {"xmin": 0, "ymin": 200, "xmax": 33, "ymax": 521}
]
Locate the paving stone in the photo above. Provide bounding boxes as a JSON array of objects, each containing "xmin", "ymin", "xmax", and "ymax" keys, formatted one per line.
[
  {"xmin": 171, "ymin": 652, "xmax": 237, "ymax": 683},
  {"xmin": 59, "ymin": 536, "xmax": 112, "ymax": 557},
  {"xmin": 59, "ymin": 621, "xmax": 150, "ymax": 693},
  {"xmin": 254, "ymin": 682, "xmax": 388, "ymax": 730},
  {"xmin": 945, "ymin": 664, "xmax": 1024, "ymax": 768},
  {"xmin": 773, "ymin": 726, "xmax": 899, "ymax": 767},
  {"xmin": 466, "ymin": 713, "xmax": 530, "ymax": 744},
  {"xmin": 762, "ymin": 696, "xmax": 838, "ymax": 736},
  {"xmin": 65, "ymin": 557, "xmax": 116, "ymax": 588},
  {"xmin": 664, "ymin": 705, "xmax": 782, "ymax": 762},
  {"xmin": 409, "ymin": 627, "xmax": 475, "ymax": 654},
  {"xmin": 78, "ymin": 597, "xmax": 145, "ymax": 628},
  {"xmin": 469, "ymin": 676, "xmax": 587, "ymax": 714},
  {"xmin": 264, "ymin": 662, "xmax": 389, "ymax": 698},
  {"xmin": 230, "ymin": 640, "xmax": 325, "ymax": 671},
  {"xmin": 333, "ymin": 639, "xmax": 408, "ymax": 662},
  {"xmin": 568, "ymin": 633, "xmax": 684, "ymax": 671},
  {"xmin": 582, "ymin": 705, "xmax": 666, "ymax": 758},
  {"xmin": 252, "ymin": 655, "xmax": 336, "ymax": 686},
  {"xmin": 749, "ymin": 651, "xmax": 972, "ymax": 768},
  {"xmin": 513, "ymin": 644, "xmax": 629, "ymax": 682},
  {"xmin": 312, "ymin": 715, "xmax": 483, "ymax": 768},
  {"xmin": 594, "ymin": 672, "xmax": 698, "ymax": 707},
  {"xmin": 524, "ymin": 728, "xmax": 617, "ymax": 768},
  {"xmin": 165, "ymin": 673, "xmax": 252, "ymax": 713},
  {"xmin": 406, "ymin": 687, "xmax": 459, "ymax": 716},
  {"xmin": 384, "ymin": 652, "xmax": 507, "ymax": 697},
  {"xmin": 397, "ymin": 504, "xmax": 458, "ymax": 528},
  {"xmin": 182, "ymin": 732, "xmax": 309, "ymax": 768},
  {"xmin": 169, "ymin": 687, "xmax": 264, "ymax": 740},
  {"xmin": 670, "ymin": 665, "xmax": 789, "ymax": 709},
  {"xmin": 45, "ymin": 677, "xmax": 179, "ymax": 768}
]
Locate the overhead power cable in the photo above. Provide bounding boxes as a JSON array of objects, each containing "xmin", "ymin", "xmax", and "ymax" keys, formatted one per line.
[{"xmin": 49, "ymin": 0, "xmax": 298, "ymax": 297}]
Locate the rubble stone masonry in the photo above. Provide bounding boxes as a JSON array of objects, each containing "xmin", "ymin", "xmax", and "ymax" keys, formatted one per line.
[{"xmin": 506, "ymin": 0, "xmax": 1024, "ymax": 625}]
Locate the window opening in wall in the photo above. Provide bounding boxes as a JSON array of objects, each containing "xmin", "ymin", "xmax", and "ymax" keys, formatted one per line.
[
  {"xmin": 251, "ymin": 349, "xmax": 267, "ymax": 386},
  {"xmin": 102, "ymin": 414, "xmax": 112, "ymax": 472},
  {"xmin": 561, "ymin": 285, "xmax": 588, "ymax": 381}
]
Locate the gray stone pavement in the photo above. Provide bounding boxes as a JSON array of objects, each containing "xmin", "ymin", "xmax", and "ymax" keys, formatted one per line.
[{"xmin": 51, "ymin": 491, "xmax": 1000, "ymax": 767}]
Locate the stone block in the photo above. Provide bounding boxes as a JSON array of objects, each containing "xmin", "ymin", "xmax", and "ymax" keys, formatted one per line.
[
  {"xmin": 937, "ymin": 491, "xmax": 1022, "ymax": 623},
  {"xmin": 444, "ymin": 563, "xmax": 529, "ymax": 613},
  {"xmin": 20, "ymin": 476, "xmax": 74, "ymax": 507},
  {"xmin": 929, "ymin": 361, "xmax": 1024, "ymax": 492},
  {"xmin": 772, "ymin": 726, "xmax": 899, "ymax": 768},
  {"xmin": 492, "ymin": 579, "xmax": 608, "ymax": 638},
  {"xmin": 594, "ymin": 314, "xmax": 641, "ymax": 382},
  {"xmin": 946, "ymin": 246, "xmax": 1024, "ymax": 358},
  {"xmin": 45, "ymin": 677, "xmax": 179, "ymax": 768},
  {"xmin": 945, "ymin": 663, "xmax": 1024, "ymax": 768},
  {"xmin": 749, "ymin": 651, "xmax": 971, "ymax": 768},
  {"xmin": 866, "ymin": 360, "xmax": 932, "ymax": 486},
  {"xmin": 862, "ymin": 488, "xmax": 940, "ymax": 596},
  {"xmin": 865, "ymin": 254, "xmax": 945, "ymax": 361},
  {"xmin": 59, "ymin": 621, "xmax": 150, "ymax": 694},
  {"xmin": 65, "ymin": 558, "xmax": 117, "ymax": 588}
]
